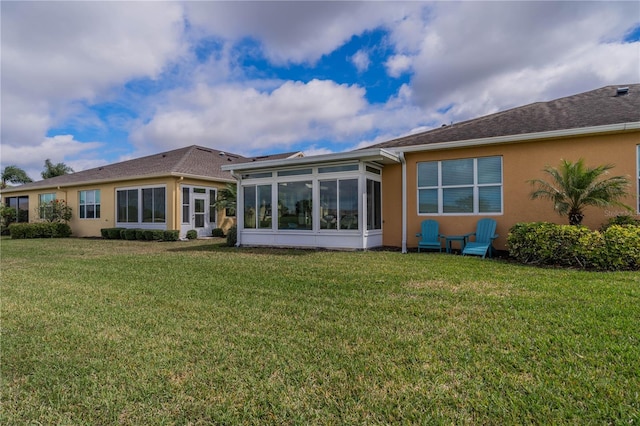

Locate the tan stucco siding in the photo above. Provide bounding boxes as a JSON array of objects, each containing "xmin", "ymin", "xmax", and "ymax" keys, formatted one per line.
[
  {"xmin": 397, "ymin": 131, "xmax": 639, "ymax": 251},
  {"xmin": 381, "ymin": 163, "xmax": 403, "ymax": 248},
  {"xmin": 2, "ymin": 176, "xmax": 235, "ymax": 237}
]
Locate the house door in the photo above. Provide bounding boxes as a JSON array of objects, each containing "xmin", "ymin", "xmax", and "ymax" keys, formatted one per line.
[
  {"xmin": 180, "ymin": 186, "xmax": 216, "ymax": 238},
  {"xmin": 193, "ymin": 194, "xmax": 206, "ymax": 234}
]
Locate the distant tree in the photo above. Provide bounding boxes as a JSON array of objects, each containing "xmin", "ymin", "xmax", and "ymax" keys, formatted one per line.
[
  {"xmin": 213, "ymin": 183, "xmax": 237, "ymax": 216},
  {"xmin": 1, "ymin": 165, "xmax": 33, "ymax": 189},
  {"xmin": 41, "ymin": 159, "xmax": 74, "ymax": 179},
  {"xmin": 529, "ymin": 158, "xmax": 632, "ymax": 226}
]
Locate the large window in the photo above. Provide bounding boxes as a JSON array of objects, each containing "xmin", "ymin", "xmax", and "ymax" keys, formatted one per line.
[
  {"xmin": 278, "ymin": 181, "xmax": 312, "ymax": 230},
  {"xmin": 117, "ymin": 186, "xmax": 165, "ymax": 224},
  {"xmin": 79, "ymin": 190, "xmax": 100, "ymax": 219},
  {"xmin": 39, "ymin": 193, "xmax": 55, "ymax": 220},
  {"xmin": 142, "ymin": 188, "xmax": 165, "ymax": 222},
  {"xmin": 418, "ymin": 156, "xmax": 502, "ymax": 214},
  {"xmin": 320, "ymin": 179, "xmax": 358, "ymax": 230},
  {"xmin": 5, "ymin": 196, "xmax": 29, "ymax": 222},
  {"xmin": 244, "ymin": 184, "xmax": 271, "ymax": 229},
  {"xmin": 637, "ymin": 145, "xmax": 639, "ymax": 213}
]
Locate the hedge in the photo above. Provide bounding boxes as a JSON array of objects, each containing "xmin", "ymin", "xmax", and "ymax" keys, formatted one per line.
[
  {"xmin": 507, "ymin": 222, "xmax": 640, "ymax": 271},
  {"xmin": 100, "ymin": 228, "xmax": 180, "ymax": 242},
  {"xmin": 9, "ymin": 222, "xmax": 72, "ymax": 239}
]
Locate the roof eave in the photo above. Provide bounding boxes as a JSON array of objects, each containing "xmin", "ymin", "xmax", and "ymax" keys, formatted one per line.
[
  {"xmin": 221, "ymin": 148, "xmax": 400, "ymax": 172},
  {"xmin": 1, "ymin": 172, "xmax": 234, "ymax": 194},
  {"xmin": 393, "ymin": 122, "xmax": 640, "ymax": 154}
]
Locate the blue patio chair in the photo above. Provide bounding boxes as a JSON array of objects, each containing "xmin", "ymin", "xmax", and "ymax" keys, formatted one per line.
[
  {"xmin": 462, "ymin": 218, "xmax": 498, "ymax": 258},
  {"xmin": 416, "ymin": 219, "xmax": 443, "ymax": 252}
]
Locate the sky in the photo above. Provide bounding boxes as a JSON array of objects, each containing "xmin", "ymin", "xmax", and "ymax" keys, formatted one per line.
[{"xmin": 2, "ymin": 1, "xmax": 639, "ymax": 181}]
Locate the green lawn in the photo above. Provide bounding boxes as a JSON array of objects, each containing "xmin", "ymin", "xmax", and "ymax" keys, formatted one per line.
[{"xmin": 1, "ymin": 238, "xmax": 639, "ymax": 424}]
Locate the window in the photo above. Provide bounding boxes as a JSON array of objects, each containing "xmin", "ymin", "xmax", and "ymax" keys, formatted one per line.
[
  {"xmin": 142, "ymin": 188, "xmax": 165, "ymax": 222},
  {"xmin": 637, "ymin": 145, "xmax": 640, "ymax": 212},
  {"xmin": 39, "ymin": 193, "xmax": 55, "ymax": 220},
  {"xmin": 320, "ymin": 179, "xmax": 358, "ymax": 230},
  {"xmin": 418, "ymin": 156, "xmax": 502, "ymax": 214},
  {"xmin": 243, "ymin": 185, "xmax": 271, "ymax": 229},
  {"xmin": 117, "ymin": 186, "xmax": 165, "ymax": 224},
  {"xmin": 5, "ymin": 196, "xmax": 29, "ymax": 222},
  {"xmin": 278, "ymin": 168, "xmax": 312, "ymax": 177},
  {"xmin": 367, "ymin": 179, "xmax": 382, "ymax": 230},
  {"xmin": 79, "ymin": 190, "xmax": 100, "ymax": 219},
  {"xmin": 278, "ymin": 181, "xmax": 312, "ymax": 230},
  {"xmin": 182, "ymin": 187, "xmax": 190, "ymax": 224},
  {"xmin": 319, "ymin": 164, "xmax": 359, "ymax": 173},
  {"xmin": 117, "ymin": 189, "xmax": 138, "ymax": 223}
]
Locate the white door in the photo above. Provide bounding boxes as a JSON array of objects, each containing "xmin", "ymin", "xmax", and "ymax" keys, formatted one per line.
[
  {"xmin": 193, "ymin": 194, "xmax": 207, "ymax": 236},
  {"xmin": 180, "ymin": 186, "xmax": 217, "ymax": 237}
]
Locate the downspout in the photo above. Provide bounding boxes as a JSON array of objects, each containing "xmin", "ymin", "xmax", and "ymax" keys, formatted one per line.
[
  {"xmin": 230, "ymin": 171, "xmax": 241, "ymax": 247},
  {"xmin": 400, "ymin": 152, "xmax": 407, "ymax": 254}
]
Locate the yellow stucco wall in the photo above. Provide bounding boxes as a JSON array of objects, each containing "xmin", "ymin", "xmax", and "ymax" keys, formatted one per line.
[
  {"xmin": 2, "ymin": 176, "xmax": 235, "ymax": 237},
  {"xmin": 397, "ymin": 131, "xmax": 639, "ymax": 251}
]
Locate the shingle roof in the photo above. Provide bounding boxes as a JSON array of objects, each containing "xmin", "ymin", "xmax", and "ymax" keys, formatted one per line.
[
  {"xmin": 2, "ymin": 145, "xmax": 302, "ymax": 192},
  {"xmin": 370, "ymin": 84, "xmax": 640, "ymax": 150}
]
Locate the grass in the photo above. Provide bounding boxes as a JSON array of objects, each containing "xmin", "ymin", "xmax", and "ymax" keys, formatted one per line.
[{"xmin": 1, "ymin": 237, "xmax": 639, "ymax": 424}]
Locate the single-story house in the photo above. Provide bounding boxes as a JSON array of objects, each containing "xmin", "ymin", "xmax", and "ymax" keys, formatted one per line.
[
  {"xmin": 1, "ymin": 145, "xmax": 301, "ymax": 238},
  {"xmin": 4, "ymin": 84, "xmax": 638, "ymax": 249},
  {"xmin": 222, "ymin": 84, "xmax": 640, "ymax": 252}
]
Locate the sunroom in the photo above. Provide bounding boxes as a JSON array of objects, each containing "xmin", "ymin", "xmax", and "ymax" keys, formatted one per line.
[{"xmin": 222, "ymin": 148, "xmax": 400, "ymax": 249}]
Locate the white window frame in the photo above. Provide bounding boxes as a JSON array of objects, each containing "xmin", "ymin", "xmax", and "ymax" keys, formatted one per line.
[
  {"xmin": 238, "ymin": 161, "xmax": 381, "ymax": 234},
  {"xmin": 417, "ymin": 156, "xmax": 503, "ymax": 215},
  {"xmin": 78, "ymin": 189, "xmax": 101, "ymax": 219},
  {"xmin": 38, "ymin": 193, "xmax": 56, "ymax": 220},
  {"xmin": 116, "ymin": 185, "xmax": 167, "ymax": 227}
]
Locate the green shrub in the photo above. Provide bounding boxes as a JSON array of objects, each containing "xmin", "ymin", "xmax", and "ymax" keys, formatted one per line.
[
  {"xmin": 226, "ymin": 225, "xmax": 237, "ymax": 247},
  {"xmin": 135, "ymin": 229, "xmax": 146, "ymax": 241},
  {"xmin": 9, "ymin": 222, "xmax": 72, "ymax": 239},
  {"xmin": 100, "ymin": 228, "xmax": 125, "ymax": 239},
  {"xmin": 124, "ymin": 228, "xmax": 138, "ymax": 240},
  {"xmin": 141, "ymin": 229, "xmax": 164, "ymax": 241},
  {"xmin": 211, "ymin": 228, "xmax": 225, "ymax": 238},
  {"xmin": 1, "ymin": 206, "xmax": 17, "ymax": 235},
  {"xmin": 600, "ymin": 215, "xmax": 640, "ymax": 231},
  {"xmin": 508, "ymin": 222, "xmax": 639, "ymax": 270},
  {"xmin": 186, "ymin": 230, "xmax": 198, "ymax": 240},
  {"xmin": 163, "ymin": 230, "xmax": 180, "ymax": 242},
  {"xmin": 602, "ymin": 225, "xmax": 640, "ymax": 270}
]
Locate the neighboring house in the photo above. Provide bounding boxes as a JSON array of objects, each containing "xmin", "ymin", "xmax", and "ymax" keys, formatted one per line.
[
  {"xmin": 1, "ymin": 145, "xmax": 301, "ymax": 238},
  {"xmin": 222, "ymin": 84, "xmax": 640, "ymax": 252}
]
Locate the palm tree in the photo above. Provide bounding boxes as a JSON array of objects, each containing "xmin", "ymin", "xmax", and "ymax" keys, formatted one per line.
[
  {"xmin": 213, "ymin": 183, "xmax": 237, "ymax": 216},
  {"xmin": 41, "ymin": 159, "xmax": 74, "ymax": 179},
  {"xmin": 529, "ymin": 158, "xmax": 631, "ymax": 225},
  {"xmin": 1, "ymin": 165, "xmax": 33, "ymax": 189}
]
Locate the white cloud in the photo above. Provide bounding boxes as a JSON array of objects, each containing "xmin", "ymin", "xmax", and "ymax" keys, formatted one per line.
[
  {"xmin": 385, "ymin": 54, "xmax": 412, "ymax": 78},
  {"xmin": 351, "ymin": 50, "xmax": 371, "ymax": 73},
  {"xmin": 1, "ymin": 0, "xmax": 186, "ymax": 160},
  {"xmin": 404, "ymin": 2, "xmax": 640, "ymax": 121},
  {"xmin": 184, "ymin": 2, "xmax": 416, "ymax": 65},
  {"xmin": 130, "ymin": 79, "xmax": 372, "ymax": 155},
  {"xmin": 1, "ymin": 136, "xmax": 103, "ymax": 180}
]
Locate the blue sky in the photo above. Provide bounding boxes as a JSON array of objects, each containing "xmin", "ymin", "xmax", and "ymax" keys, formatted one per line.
[{"xmin": 2, "ymin": 1, "xmax": 639, "ymax": 180}]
